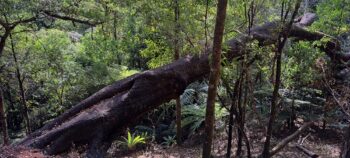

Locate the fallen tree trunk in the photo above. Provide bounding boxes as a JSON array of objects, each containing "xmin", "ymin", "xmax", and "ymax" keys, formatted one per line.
[
  {"xmin": 15, "ymin": 13, "xmax": 345, "ymax": 155},
  {"xmin": 19, "ymin": 55, "xmax": 210, "ymax": 155}
]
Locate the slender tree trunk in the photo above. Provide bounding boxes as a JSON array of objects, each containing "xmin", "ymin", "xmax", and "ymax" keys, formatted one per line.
[
  {"xmin": 205, "ymin": 0, "xmax": 209, "ymax": 51},
  {"xmin": 4, "ymin": 84, "xmax": 17, "ymax": 130},
  {"xmin": 289, "ymin": 91, "xmax": 296, "ymax": 130},
  {"xmin": 341, "ymin": 126, "xmax": 350, "ymax": 158},
  {"xmin": 174, "ymin": 0, "xmax": 182, "ymax": 145},
  {"xmin": 226, "ymin": 106, "xmax": 235, "ymax": 158},
  {"xmin": 113, "ymin": 11, "xmax": 117, "ymax": 40},
  {"xmin": 261, "ymin": 1, "xmax": 301, "ymax": 157},
  {"xmin": 226, "ymin": 80, "xmax": 240, "ymax": 158},
  {"xmin": 10, "ymin": 34, "xmax": 31, "ymax": 134},
  {"xmin": 59, "ymin": 84, "xmax": 65, "ymax": 107},
  {"xmin": 0, "ymin": 89, "xmax": 9, "ymax": 145},
  {"xmin": 244, "ymin": 57, "xmax": 252, "ymax": 158},
  {"xmin": 261, "ymin": 32, "xmax": 282, "ymax": 158},
  {"xmin": 0, "ymin": 30, "xmax": 11, "ymax": 58},
  {"xmin": 202, "ymin": 0, "xmax": 228, "ymax": 157},
  {"xmin": 236, "ymin": 69, "xmax": 244, "ymax": 157}
]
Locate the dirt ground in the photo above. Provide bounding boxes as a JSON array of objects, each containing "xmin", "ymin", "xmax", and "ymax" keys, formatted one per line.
[
  {"xmin": 110, "ymin": 122, "xmax": 343, "ymax": 158},
  {"xmin": 0, "ymin": 121, "xmax": 343, "ymax": 158}
]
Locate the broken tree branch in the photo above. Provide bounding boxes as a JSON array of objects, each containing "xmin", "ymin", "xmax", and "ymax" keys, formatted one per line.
[
  {"xmin": 10, "ymin": 16, "xmax": 37, "ymax": 28},
  {"xmin": 269, "ymin": 122, "xmax": 314, "ymax": 156},
  {"xmin": 43, "ymin": 11, "xmax": 103, "ymax": 26},
  {"xmin": 296, "ymin": 144, "xmax": 319, "ymax": 158}
]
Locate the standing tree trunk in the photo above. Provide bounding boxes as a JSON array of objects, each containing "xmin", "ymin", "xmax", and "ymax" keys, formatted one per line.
[
  {"xmin": 202, "ymin": 0, "xmax": 228, "ymax": 157},
  {"xmin": 261, "ymin": 1, "xmax": 301, "ymax": 157},
  {"xmin": 10, "ymin": 34, "xmax": 31, "ymax": 134},
  {"xmin": 341, "ymin": 126, "xmax": 350, "ymax": 158},
  {"xmin": 0, "ymin": 30, "xmax": 10, "ymax": 58},
  {"xmin": 225, "ymin": 80, "xmax": 240, "ymax": 158},
  {"xmin": 174, "ymin": 0, "xmax": 182, "ymax": 145},
  {"xmin": 236, "ymin": 69, "xmax": 244, "ymax": 156},
  {"xmin": 0, "ymin": 89, "xmax": 9, "ymax": 145},
  {"xmin": 204, "ymin": 0, "xmax": 209, "ymax": 51}
]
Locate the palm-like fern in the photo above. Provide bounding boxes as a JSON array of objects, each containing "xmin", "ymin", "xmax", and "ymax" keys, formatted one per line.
[
  {"xmin": 161, "ymin": 135, "xmax": 176, "ymax": 147},
  {"xmin": 117, "ymin": 131, "xmax": 146, "ymax": 150}
]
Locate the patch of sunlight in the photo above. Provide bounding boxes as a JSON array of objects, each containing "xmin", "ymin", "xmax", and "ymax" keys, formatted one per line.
[{"xmin": 119, "ymin": 69, "xmax": 139, "ymax": 78}]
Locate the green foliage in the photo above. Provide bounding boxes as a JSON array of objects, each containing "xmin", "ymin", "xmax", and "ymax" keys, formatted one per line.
[
  {"xmin": 117, "ymin": 68, "xmax": 139, "ymax": 80},
  {"xmin": 312, "ymin": 0, "xmax": 350, "ymax": 35},
  {"xmin": 283, "ymin": 41, "xmax": 323, "ymax": 88},
  {"xmin": 1, "ymin": 25, "xmax": 140, "ymax": 131},
  {"xmin": 15, "ymin": 29, "xmax": 86, "ymax": 117},
  {"xmin": 161, "ymin": 135, "xmax": 176, "ymax": 147},
  {"xmin": 117, "ymin": 131, "xmax": 146, "ymax": 150},
  {"xmin": 0, "ymin": 0, "xmax": 348, "ymax": 147},
  {"xmin": 140, "ymin": 39, "xmax": 172, "ymax": 69},
  {"xmin": 180, "ymin": 81, "xmax": 208, "ymax": 106},
  {"xmin": 180, "ymin": 82, "xmax": 229, "ymax": 136},
  {"xmin": 181, "ymin": 103, "xmax": 228, "ymax": 135}
]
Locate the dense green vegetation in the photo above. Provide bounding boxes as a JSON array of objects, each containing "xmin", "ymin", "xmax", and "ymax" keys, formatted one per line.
[{"xmin": 0, "ymin": 0, "xmax": 349, "ymax": 157}]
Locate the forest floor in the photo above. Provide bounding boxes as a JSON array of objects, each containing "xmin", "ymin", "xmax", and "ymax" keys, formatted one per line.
[
  {"xmin": 108, "ymin": 119, "xmax": 343, "ymax": 158},
  {"xmin": 0, "ymin": 120, "xmax": 343, "ymax": 158}
]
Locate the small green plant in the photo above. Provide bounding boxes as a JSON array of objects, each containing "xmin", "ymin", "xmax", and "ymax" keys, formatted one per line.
[
  {"xmin": 161, "ymin": 135, "xmax": 176, "ymax": 147},
  {"xmin": 117, "ymin": 131, "xmax": 146, "ymax": 150},
  {"xmin": 182, "ymin": 103, "xmax": 228, "ymax": 135}
]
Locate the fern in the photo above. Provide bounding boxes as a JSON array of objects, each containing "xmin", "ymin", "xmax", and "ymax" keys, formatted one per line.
[
  {"xmin": 117, "ymin": 131, "xmax": 146, "ymax": 150},
  {"xmin": 179, "ymin": 81, "xmax": 228, "ymax": 135},
  {"xmin": 161, "ymin": 135, "xmax": 176, "ymax": 147},
  {"xmin": 180, "ymin": 81, "xmax": 208, "ymax": 106},
  {"xmin": 181, "ymin": 104, "xmax": 228, "ymax": 135}
]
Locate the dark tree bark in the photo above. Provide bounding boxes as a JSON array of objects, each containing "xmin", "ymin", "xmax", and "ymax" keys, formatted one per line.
[
  {"xmin": 204, "ymin": 0, "xmax": 209, "ymax": 51},
  {"xmin": 173, "ymin": 0, "xmax": 183, "ymax": 146},
  {"xmin": 0, "ymin": 30, "xmax": 11, "ymax": 58},
  {"xmin": 225, "ymin": 80, "xmax": 239, "ymax": 158},
  {"xmin": 12, "ymin": 13, "xmax": 343, "ymax": 156},
  {"xmin": 19, "ymin": 55, "xmax": 209, "ymax": 155},
  {"xmin": 236, "ymin": 65, "xmax": 245, "ymax": 157},
  {"xmin": 341, "ymin": 126, "xmax": 350, "ymax": 158},
  {"xmin": 0, "ymin": 89, "xmax": 9, "ymax": 145},
  {"xmin": 9, "ymin": 34, "xmax": 31, "ymax": 134},
  {"xmin": 0, "ymin": 21, "xmax": 11, "ymax": 143},
  {"xmin": 202, "ymin": 0, "xmax": 228, "ymax": 157},
  {"xmin": 262, "ymin": 1, "xmax": 301, "ymax": 157},
  {"xmin": 0, "ymin": 14, "xmax": 37, "ymax": 58},
  {"xmin": 4, "ymin": 84, "xmax": 18, "ymax": 131}
]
